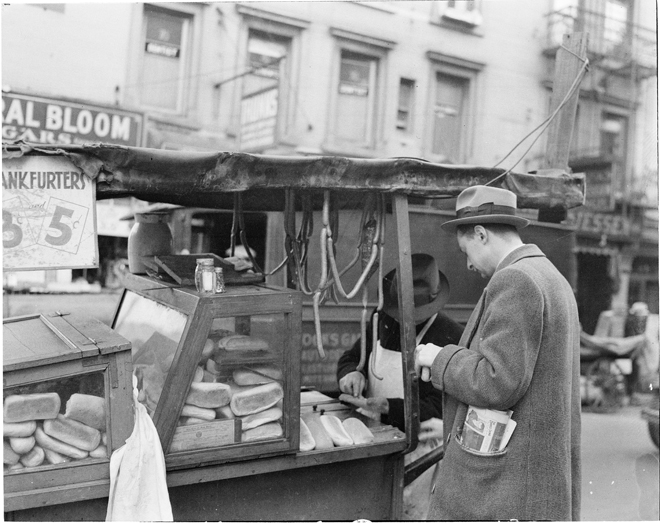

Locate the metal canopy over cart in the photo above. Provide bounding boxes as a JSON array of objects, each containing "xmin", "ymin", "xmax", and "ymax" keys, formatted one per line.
[{"xmin": 3, "ymin": 142, "xmax": 585, "ymax": 521}]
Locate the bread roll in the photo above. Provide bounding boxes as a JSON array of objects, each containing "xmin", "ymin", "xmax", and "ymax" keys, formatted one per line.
[
  {"xmin": 186, "ymin": 382, "xmax": 231, "ymax": 409},
  {"xmin": 181, "ymin": 404, "xmax": 216, "ymax": 421},
  {"xmin": 20, "ymin": 445, "xmax": 45, "ymax": 468},
  {"xmin": 301, "ymin": 414, "xmax": 334, "ymax": 450},
  {"xmin": 9, "ymin": 435, "xmax": 35, "ymax": 454},
  {"xmin": 65, "ymin": 393, "xmax": 106, "ymax": 432},
  {"xmin": 43, "ymin": 414, "xmax": 101, "ymax": 451},
  {"xmin": 4, "ymin": 420, "xmax": 37, "ymax": 438},
  {"xmin": 233, "ymin": 366, "xmax": 282, "ymax": 386},
  {"xmin": 35, "ymin": 426, "xmax": 89, "ymax": 459},
  {"xmin": 242, "ymin": 422, "xmax": 283, "ymax": 442},
  {"xmin": 192, "ymin": 365, "xmax": 204, "ymax": 383},
  {"xmin": 299, "ymin": 418, "xmax": 316, "ymax": 452},
  {"xmin": 215, "ymin": 405, "xmax": 234, "ymax": 419},
  {"xmin": 180, "ymin": 417, "xmax": 209, "ymax": 426},
  {"xmin": 44, "ymin": 447, "xmax": 71, "ymax": 465},
  {"xmin": 3, "ymin": 393, "xmax": 61, "ymax": 423},
  {"xmin": 342, "ymin": 417, "xmax": 374, "ymax": 445},
  {"xmin": 241, "ymin": 407, "xmax": 282, "ymax": 431},
  {"xmin": 319, "ymin": 415, "xmax": 353, "ymax": 447},
  {"xmin": 218, "ymin": 334, "xmax": 269, "ymax": 352},
  {"xmin": 206, "ymin": 358, "xmax": 221, "ymax": 375},
  {"xmin": 230, "ymin": 382, "xmax": 283, "ymax": 417},
  {"xmin": 4, "ymin": 440, "xmax": 20, "ymax": 465},
  {"xmin": 90, "ymin": 444, "xmax": 107, "ymax": 458},
  {"xmin": 8, "ymin": 462, "xmax": 24, "ymax": 471},
  {"xmin": 201, "ymin": 338, "xmax": 215, "ymax": 360}
]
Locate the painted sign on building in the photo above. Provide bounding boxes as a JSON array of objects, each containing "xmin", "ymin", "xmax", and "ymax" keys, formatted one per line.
[
  {"xmin": 240, "ymin": 87, "xmax": 278, "ymax": 151},
  {"xmin": 568, "ymin": 209, "xmax": 633, "ymax": 240},
  {"xmin": 2, "ymin": 92, "xmax": 143, "ymax": 146},
  {"xmin": 2, "ymin": 155, "xmax": 98, "ymax": 270}
]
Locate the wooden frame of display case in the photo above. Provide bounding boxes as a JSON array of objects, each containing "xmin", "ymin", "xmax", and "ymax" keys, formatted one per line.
[
  {"xmin": 3, "ymin": 313, "xmax": 134, "ymax": 512},
  {"xmin": 112, "ymin": 273, "xmax": 302, "ymax": 469}
]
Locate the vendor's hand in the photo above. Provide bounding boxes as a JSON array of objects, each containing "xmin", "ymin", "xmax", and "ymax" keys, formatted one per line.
[
  {"xmin": 339, "ymin": 394, "xmax": 390, "ymax": 415},
  {"xmin": 419, "ymin": 418, "xmax": 444, "ymax": 448},
  {"xmin": 415, "ymin": 343, "xmax": 443, "ymax": 382},
  {"xmin": 338, "ymin": 371, "xmax": 366, "ymax": 397}
]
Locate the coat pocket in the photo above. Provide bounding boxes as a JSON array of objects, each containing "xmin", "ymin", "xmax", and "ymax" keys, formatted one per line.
[{"xmin": 428, "ymin": 434, "xmax": 519, "ymax": 521}]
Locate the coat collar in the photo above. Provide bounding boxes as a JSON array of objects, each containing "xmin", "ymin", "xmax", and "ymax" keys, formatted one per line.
[{"xmin": 496, "ymin": 244, "xmax": 545, "ymax": 273}]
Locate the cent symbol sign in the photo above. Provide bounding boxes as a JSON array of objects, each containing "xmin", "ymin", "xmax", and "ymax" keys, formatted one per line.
[{"xmin": 2, "ymin": 155, "xmax": 98, "ymax": 270}]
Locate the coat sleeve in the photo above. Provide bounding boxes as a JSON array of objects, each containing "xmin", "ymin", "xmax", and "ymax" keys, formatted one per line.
[{"xmin": 430, "ymin": 268, "xmax": 544, "ymax": 410}]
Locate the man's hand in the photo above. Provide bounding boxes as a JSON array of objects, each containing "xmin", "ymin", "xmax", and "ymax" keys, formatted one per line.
[
  {"xmin": 415, "ymin": 343, "xmax": 444, "ymax": 382},
  {"xmin": 338, "ymin": 371, "xmax": 366, "ymax": 397},
  {"xmin": 339, "ymin": 394, "xmax": 389, "ymax": 414},
  {"xmin": 419, "ymin": 418, "xmax": 444, "ymax": 448}
]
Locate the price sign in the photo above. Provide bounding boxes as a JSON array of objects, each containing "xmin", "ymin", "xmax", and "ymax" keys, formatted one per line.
[{"xmin": 2, "ymin": 155, "xmax": 98, "ymax": 271}]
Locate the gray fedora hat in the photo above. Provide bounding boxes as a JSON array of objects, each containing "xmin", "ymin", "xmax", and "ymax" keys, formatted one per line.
[
  {"xmin": 441, "ymin": 185, "xmax": 530, "ymax": 232},
  {"xmin": 382, "ymin": 253, "xmax": 450, "ymax": 323}
]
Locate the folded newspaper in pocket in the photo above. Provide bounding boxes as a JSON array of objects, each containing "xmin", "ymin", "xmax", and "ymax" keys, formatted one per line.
[{"xmin": 460, "ymin": 406, "xmax": 517, "ymax": 453}]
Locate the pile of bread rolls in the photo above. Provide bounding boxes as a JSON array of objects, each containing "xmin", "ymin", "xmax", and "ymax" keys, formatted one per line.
[
  {"xmin": 173, "ymin": 332, "xmax": 286, "ymax": 446},
  {"xmin": 3, "ymin": 392, "xmax": 108, "ymax": 473},
  {"xmin": 299, "ymin": 414, "xmax": 374, "ymax": 452}
]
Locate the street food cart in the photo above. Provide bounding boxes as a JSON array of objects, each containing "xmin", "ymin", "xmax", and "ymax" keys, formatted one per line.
[{"xmin": 2, "ymin": 142, "xmax": 585, "ymax": 521}]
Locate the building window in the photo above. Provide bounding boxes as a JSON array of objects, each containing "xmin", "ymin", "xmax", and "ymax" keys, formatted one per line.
[
  {"xmin": 335, "ymin": 50, "xmax": 379, "ymax": 145},
  {"xmin": 431, "ymin": 73, "xmax": 468, "ymax": 161},
  {"xmin": 140, "ymin": 6, "xmax": 190, "ymax": 112},
  {"xmin": 397, "ymin": 78, "xmax": 416, "ymax": 132},
  {"xmin": 435, "ymin": 0, "xmax": 483, "ymax": 27},
  {"xmin": 239, "ymin": 30, "xmax": 291, "ymax": 151},
  {"xmin": 600, "ymin": 112, "xmax": 628, "ymax": 160}
]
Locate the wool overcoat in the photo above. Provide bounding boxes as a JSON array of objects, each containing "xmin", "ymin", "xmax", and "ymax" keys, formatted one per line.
[{"xmin": 427, "ymin": 244, "xmax": 581, "ymax": 521}]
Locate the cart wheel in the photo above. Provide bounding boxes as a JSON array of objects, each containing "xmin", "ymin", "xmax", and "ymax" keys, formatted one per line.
[{"xmin": 648, "ymin": 420, "xmax": 659, "ymax": 449}]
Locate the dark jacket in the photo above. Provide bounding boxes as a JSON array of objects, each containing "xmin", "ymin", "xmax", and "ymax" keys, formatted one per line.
[
  {"xmin": 428, "ymin": 245, "xmax": 581, "ymax": 521},
  {"xmin": 336, "ymin": 310, "xmax": 464, "ymax": 431}
]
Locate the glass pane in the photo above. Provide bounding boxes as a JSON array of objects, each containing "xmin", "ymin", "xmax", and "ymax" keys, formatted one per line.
[
  {"xmin": 171, "ymin": 312, "xmax": 287, "ymax": 452},
  {"xmin": 432, "ymin": 73, "xmax": 467, "ymax": 160},
  {"xmin": 4, "ymin": 372, "xmax": 107, "ymax": 474},
  {"xmin": 113, "ymin": 291, "xmax": 188, "ymax": 417}
]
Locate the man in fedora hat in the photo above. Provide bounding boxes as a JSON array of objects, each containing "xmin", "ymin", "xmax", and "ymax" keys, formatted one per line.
[
  {"xmin": 415, "ymin": 185, "xmax": 581, "ymax": 521},
  {"xmin": 336, "ymin": 253, "xmax": 463, "ymax": 431}
]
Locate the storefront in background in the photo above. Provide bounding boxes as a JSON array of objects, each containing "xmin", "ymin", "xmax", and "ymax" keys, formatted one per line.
[{"xmin": 2, "ymin": 91, "xmax": 145, "ymax": 291}]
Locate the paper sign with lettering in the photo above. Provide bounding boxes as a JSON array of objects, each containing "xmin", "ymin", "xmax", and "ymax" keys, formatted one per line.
[{"xmin": 2, "ymin": 156, "xmax": 98, "ymax": 270}]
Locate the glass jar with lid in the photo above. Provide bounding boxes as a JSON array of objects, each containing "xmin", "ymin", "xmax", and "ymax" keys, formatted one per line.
[{"xmin": 195, "ymin": 258, "xmax": 216, "ymax": 294}]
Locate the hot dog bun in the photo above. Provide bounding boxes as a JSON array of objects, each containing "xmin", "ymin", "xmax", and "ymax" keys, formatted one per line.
[
  {"xmin": 4, "ymin": 420, "xmax": 37, "ymax": 438},
  {"xmin": 301, "ymin": 414, "xmax": 334, "ymax": 450},
  {"xmin": 43, "ymin": 414, "xmax": 101, "ymax": 451},
  {"xmin": 43, "ymin": 447, "xmax": 71, "ymax": 465},
  {"xmin": 230, "ymin": 382, "xmax": 283, "ymax": 417},
  {"xmin": 185, "ymin": 382, "xmax": 231, "ymax": 409},
  {"xmin": 242, "ymin": 422, "xmax": 283, "ymax": 442},
  {"xmin": 241, "ymin": 407, "xmax": 282, "ymax": 431},
  {"xmin": 65, "ymin": 394, "xmax": 106, "ymax": 432},
  {"xmin": 342, "ymin": 417, "xmax": 374, "ymax": 445},
  {"xmin": 319, "ymin": 415, "xmax": 354, "ymax": 447},
  {"xmin": 3, "ymin": 440, "xmax": 20, "ymax": 465},
  {"xmin": 9, "ymin": 436, "xmax": 35, "ymax": 454},
  {"xmin": 3, "ymin": 393, "xmax": 61, "ymax": 423},
  {"xmin": 217, "ymin": 334, "xmax": 269, "ymax": 352},
  {"xmin": 20, "ymin": 445, "xmax": 45, "ymax": 468},
  {"xmin": 181, "ymin": 404, "xmax": 216, "ymax": 421},
  {"xmin": 233, "ymin": 366, "xmax": 282, "ymax": 386},
  {"xmin": 299, "ymin": 418, "xmax": 316, "ymax": 452},
  {"xmin": 34, "ymin": 426, "xmax": 89, "ymax": 459}
]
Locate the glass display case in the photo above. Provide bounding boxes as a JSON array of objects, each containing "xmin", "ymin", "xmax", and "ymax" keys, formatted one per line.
[
  {"xmin": 3, "ymin": 312, "xmax": 134, "ymax": 511},
  {"xmin": 112, "ymin": 273, "xmax": 302, "ymax": 469}
]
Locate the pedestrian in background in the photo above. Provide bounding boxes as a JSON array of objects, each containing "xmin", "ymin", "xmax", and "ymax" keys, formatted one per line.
[{"xmin": 415, "ymin": 185, "xmax": 582, "ymax": 521}]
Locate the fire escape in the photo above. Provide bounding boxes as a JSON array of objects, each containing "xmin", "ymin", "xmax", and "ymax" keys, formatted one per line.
[{"xmin": 543, "ymin": 4, "xmax": 657, "ymax": 212}]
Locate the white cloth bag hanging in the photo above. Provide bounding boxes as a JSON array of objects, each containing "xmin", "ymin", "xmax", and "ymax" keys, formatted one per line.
[{"xmin": 106, "ymin": 376, "xmax": 173, "ymax": 521}]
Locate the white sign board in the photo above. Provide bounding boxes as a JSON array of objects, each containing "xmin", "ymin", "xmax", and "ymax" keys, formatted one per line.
[{"xmin": 2, "ymin": 155, "xmax": 98, "ymax": 271}]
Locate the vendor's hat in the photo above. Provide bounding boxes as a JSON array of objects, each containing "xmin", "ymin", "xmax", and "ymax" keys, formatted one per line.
[
  {"xmin": 441, "ymin": 185, "xmax": 530, "ymax": 232},
  {"xmin": 382, "ymin": 253, "xmax": 450, "ymax": 323}
]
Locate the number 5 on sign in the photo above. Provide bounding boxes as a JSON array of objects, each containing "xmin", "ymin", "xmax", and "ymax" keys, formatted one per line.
[{"xmin": 38, "ymin": 198, "xmax": 89, "ymax": 254}]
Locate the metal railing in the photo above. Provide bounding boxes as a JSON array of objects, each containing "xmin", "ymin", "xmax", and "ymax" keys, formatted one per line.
[{"xmin": 545, "ymin": 7, "xmax": 657, "ymax": 75}]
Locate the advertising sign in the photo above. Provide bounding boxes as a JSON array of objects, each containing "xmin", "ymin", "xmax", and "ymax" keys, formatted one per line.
[
  {"xmin": 240, "ymin": 87, "xmax": 278, "ymax": 151},
  {"xmin": 2, "ymin": 92, "xmax": 143, "ymax": 146},
  {"xmin": 2, "ymin": 156, "xmax": 98, "ymax": 270}
]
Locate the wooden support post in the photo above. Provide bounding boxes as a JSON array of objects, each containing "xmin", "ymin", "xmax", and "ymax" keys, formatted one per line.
[
  {"xmin": 539, "ymin": 32, "xmax": 588, "ymax": 223},
  {"xmin": 392, "ymin": 193, "xmax": 420, "ymax": 454}
]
